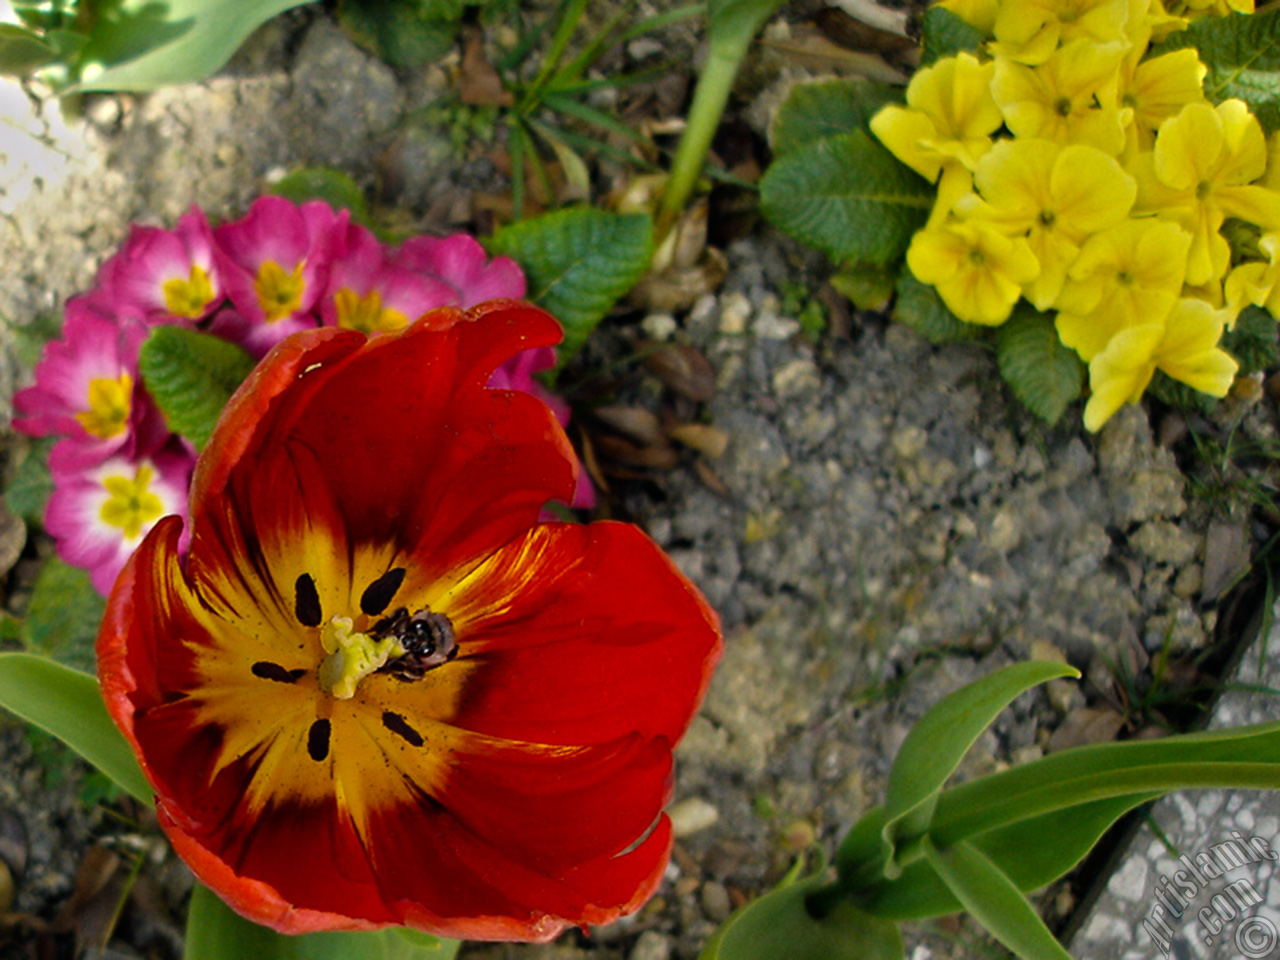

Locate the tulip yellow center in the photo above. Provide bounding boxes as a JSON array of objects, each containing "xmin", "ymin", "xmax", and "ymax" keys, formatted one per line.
[
  {"xmin": 99, "ymin": 465, "xmax": 164, "ymax": 540},
  {"xmin": 317, "ymin": 616, "xmax": 406, "ymax": 700},
  {"xmin": 75, "ymin": 373, "xmax": 133, "ymax": 439},
  {"xmin": 334, "ymin": 288, "xmax": 409, "ymax": 335},
  {"xmin": 255, "ymin": 260, "xmax": 306, "ymax": 322},
  {"xmin": 163, "ymin": 264, "xmax": 216, "ymax": 318}
]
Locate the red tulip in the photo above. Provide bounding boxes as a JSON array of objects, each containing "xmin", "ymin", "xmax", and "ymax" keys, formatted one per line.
[{"xmin": 98, "ymin": 300, "xmax": 721, "ymax": 941}]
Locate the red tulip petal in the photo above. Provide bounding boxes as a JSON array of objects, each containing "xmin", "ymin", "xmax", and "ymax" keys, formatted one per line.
[{"xmin": 427, "ymin": 521, "xmax": 721, "ymax": 746}]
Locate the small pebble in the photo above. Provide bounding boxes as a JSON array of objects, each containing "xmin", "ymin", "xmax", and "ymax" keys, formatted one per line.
[
  {"xmin": 668, "ymin": 797, "xmax": 719, "ymax": 838},
  {"xmin": 700, "ymin": 880, "xmax": 732, "ymax": 922},
  {"xmin": 629, "ymin": 929, "xmax": 672, "ymax": 960}
]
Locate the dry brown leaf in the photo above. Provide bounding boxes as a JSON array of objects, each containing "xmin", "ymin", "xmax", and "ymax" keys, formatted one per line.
[
  {"xmin": 593, "ymin": 435, "xmax": 680, "ymax": 470},
  {"xmin": 667, "ymin": 423, "xmax": 730, "ymax": 460},
  {"xmin": 593, "ymin": 406, "xmax": 667, "ymax": 447},
  {"xmin": 642, "ymin": 343, "xmax": 717, "ymax": 402},
  {"xmin": 631, "ymin": 248, "xmax": 729, "ymax": 313},
  {"xmin": 1201, "ymin": 518, "xmax": 1251, "ymax": 602},
  {"xmin": 815, "ymin": 7, "xmax": 918, "ymax": 59},
  {"xmin": 459, "ymin": 27, "xmax": 513, "ymax": 107},
  {"xmin": 761, "ymin": 27, "xmax": 909, "ymax": 83},
  {"xmin": 1046, "ymin": 706, "xmax": 1127, "ymax": 753}
]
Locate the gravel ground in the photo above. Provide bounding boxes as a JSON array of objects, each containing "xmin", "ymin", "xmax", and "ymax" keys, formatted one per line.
[{"xmin": 0, "ymin": 11, "xmax": 1274, "ymax": 960}]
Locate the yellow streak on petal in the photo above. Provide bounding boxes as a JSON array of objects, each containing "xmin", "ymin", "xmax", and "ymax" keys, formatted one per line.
[{"xmin": 163, "ymin": 264, "xmax": 216, "ymax": 318}]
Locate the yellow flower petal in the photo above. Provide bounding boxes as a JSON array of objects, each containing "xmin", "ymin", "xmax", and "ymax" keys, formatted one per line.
[
  {"xmin": 871, "ymin": 105, "xmax": 945, "ymax": 181},
  {"xmin": 1154, "ymin": 101, "xmax": 1223, "ymax": 190},
  {"xmin": 1083, "ymin": 323, "xmax": 1165, "ymax": 431},
  {"xmin": 1155, "ymin": 298, "xmax": 1239, "ymax": 396}
]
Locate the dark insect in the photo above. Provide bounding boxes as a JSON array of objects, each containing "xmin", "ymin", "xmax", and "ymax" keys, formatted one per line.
[{"xmin": 370, "ymin": 606, "xmax": 458, "ymax": 681}]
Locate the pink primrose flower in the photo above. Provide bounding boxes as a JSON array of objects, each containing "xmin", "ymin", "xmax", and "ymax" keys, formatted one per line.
[
  {"xmin": 95, "ymin": 207, "xmax": 222, "ymax": 323},
  {"xmin": 393, "ymin": 235, "xmax": 526, "ymax": 308},
  {"xmin": 46, "ymin": 440, "xmax": 194, "ymax": 595},
  {"xmin": 13, "ymin": 296, "xmax": 167, "ymax": 465},
  {"xmin": 318, "ymin": 222, "xmax": 457, "ymax": 334},
  {"xmin": 213, "ymin": 197, "xmax": 347, "ymax": 356}
]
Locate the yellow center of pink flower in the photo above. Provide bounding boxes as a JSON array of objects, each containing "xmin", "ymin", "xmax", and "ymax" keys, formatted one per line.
[
  {"xmin": 162, "ymin": 264, "xmax": 216, "ymax": 318},
  {"xmin": 254, "ymin": 260, "xmax": 306, "ymax": 322},
  {"xmin": 99, "ymin": 465, "xmax": 164, "ymax": 540},
  {"xmin": 75, "ymin": 373, "xmax": 132, "ymax": 439},
  {"xmin": 334, "ymin": 288, "xmax": 409, "ymax": 335}
]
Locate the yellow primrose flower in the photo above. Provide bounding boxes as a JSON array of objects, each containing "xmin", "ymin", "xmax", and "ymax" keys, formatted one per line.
[
  {"xmin": 991, "ymin": 0, "xmax": 1131, "ymax": 66},
  {"xmin": 992, "ymin": 40, "xmax": 1131, "ymax": 155},
  {"xmin": 1116, "ymin": 47, "xmax": 1207, "ymax": 154},
  {"xmin": 1166, "ymin": 0, "xmax": 1252, "ymax": 15},
  {"xmin": 1132, "ymin": 99, "xmax": 1280, "ymax": 285},
  {"xmin": 1225, "ymin": 232, "xmax": 1280, "ymax": 316},
  {"xmin": 870, "ymin": 53, "xmax": 1003, "ymax": 186},
  {"xmin": 906, "ymin": 218, "xmax": 1040, "ymax": 326},
  {"xmin": 960, "ymin": 139, "xmax": 1136, "ymax": 309},
  {"xmin": 1055, "ymin": 217, "xmax": 1192, "ymax": 359},
  {"xmin": 1127, "ymin": 0, "xmax": 1191, "ymax": 46},
  {"xmin": 934, "ymin": 0, "xmax": 999, "ymax": 34},
  {"xmin": 1084, "ymin": 297, "xmax": 1238, "ymax": 431}
]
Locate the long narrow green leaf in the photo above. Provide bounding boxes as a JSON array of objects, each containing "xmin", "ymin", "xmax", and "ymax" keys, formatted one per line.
[
  {"xmin": 618, "ymin": 4, "xmax": 702, "ymax": 43},
  {"xmin": 541, "ymin": 92, "xmax": 651, "ymax": 145},
  {"xmin": 0, "ymin": 653, "xmax": 151, "ymax": 804},
  {"xmin": 186, "ymin": 884, "xmax": 461, "ymax": 960},
  {"xmin": 929, "ymin": 721, "xmax": 1280, "ymax": 842},
  {"xmin": 933, "ymin": 762, "xmax": 1280, "ymax": 844},
  {"xmin": 924, "ymin": 839, "xmax": 1073, "ymax": 960},
  {"xmin": 855, "ymin": 791, "xmax": 1161, "ymax": 919},
  {"xmin": 866, "ymin": 662, "xmax": 1077, "ymax": 880}
]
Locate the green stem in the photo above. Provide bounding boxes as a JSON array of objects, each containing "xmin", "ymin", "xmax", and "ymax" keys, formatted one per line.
[{"xmin": 655, "ymin": 33, "xmax": 751, "ymax": 242}]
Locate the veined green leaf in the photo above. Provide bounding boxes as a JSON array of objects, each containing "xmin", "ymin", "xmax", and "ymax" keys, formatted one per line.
[
  {"xmin": 0, "ymin": 23, "xmax": 57, "ymax": 76},
  {"xmin": 919, "ymin": 6, "xmax": 984, "ymax": 67},
  {"xmin": 5, "ymin": 436, "xmax": 55, "ymax": 526},
  {"xmin": 1150, "ymin": 9, "xmax": 1280, "ymax": 131},
  {"xmin": 995, "ymin": 306, "xmax": 1086, "ymax": 426},
  {"xmin": 185, "ymin": 884, "xmax": 461, "ymax": 960},
  {"xmin": 270, "ymin": 168, "xmax": 370, "ymax": 224},
  {"xmin": 23, "ymin": 556, "xmax": 105, "ymax": 670},
  {"xmin": 891, "ymin": 269, "xmax": 982, "ymax": 344},
  {"xmin": 487, "ymin": 208, "xmax": 653, "ymax": 368},
  {"xmin": 924, "ymin": 839, "xmax": 1073, "ymax": 960},
  {"xmin": 760, "ymin": 129, "xmax": 933, "ymax": 266},
  {"xmin": 72, "ymin": 0, "xmax": 314, "ymax": 92},
  {"xmin": 335, "ymin": 0, "xmax": 463, "ymax": 70},
  {"xmin": 138, "ymin": 326, "xmax": 257, "ymax": 451},
  {"xmin": 0, "ymin": 653, "xmax": 151, "ymax": 804},
  {"xmin": 770, "ymin": 77, "xmax": 902, "ymax": 156}
]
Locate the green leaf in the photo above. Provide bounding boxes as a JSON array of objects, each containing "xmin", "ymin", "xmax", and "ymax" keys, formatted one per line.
[
  {"xmin": 839, "ymin": 662, "xmax": 1079, "ymax": 885},
  {"xmin": 336, "ymin": 0, "xmax": 464, "ymax": 70},
  {"xmin": 138, "ymin": 327, "xmax": 257, "ymax": 451},
  {"xmin": 0, "ymin": 23, "xmax": 57, "ymax": 76},
  {"xmin": 0, "ymin": 653, "xmax": 152, "ymax": 804},
  {"xmin": 5, "ymin": 436, "xmax": 55, "ymax": 526},
  {"xmin": 706, "ymin": 0, "xmax": 787, "ymax": 52},
  {"xmin": 769, "ymin": 77, "xmax": 902, "ymax": 157},
  {"xmin": 270, "ymin": 168, "xmax": 371, "ymax": 224},
  {"xmin": 994, "ymin": 306, "xmax": 1086, "ymax": 426},
  {"xmin": 923, "ymin": 839, "xmax": 1073, "ymax": 960},
  {"xmin": 185, "ymin": 884, "xmax": 461, "ymax": 960},
  {"xmin": 73, "ymin": 0, "xmax": 315, "ymax": 93},
  {"xmin": 1150, "ymin": 9, "xmax": 1280, "ymax": 131},
  {"xmin": 760, "ymin": 129, "xmax": 933, "ymax": 266},
  {"xmin": 829, "ymin": 261, "xmax": 898, "ymax": 311},
  {"xmin": 928, "ymin": 721, "xmax": 1280, "ymax": 847},
  {"xmin": 700, "ymin": 874, "xmax": 904, "ymax": 960},
  {"xmin": 891, "ymin": 269, "xmax": 982, "ymax": 344},
  {"xmin": 855, "ymin": 791, "xmax": 1160, "ymax": 919},
  {"xmin": 23, "ymin": 556, "xmax": 105, "ymax": 670},
  {"xmin": 1223, "ymin": 304, "xmax": 1279, "ymax": 375},
  {"xmin": 487, "ymin": 208, "xmax": 653, "ymax": 366},
  {"xmin": 920, "ymin": 6, "xmax": 985, "ymax": 67}
]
